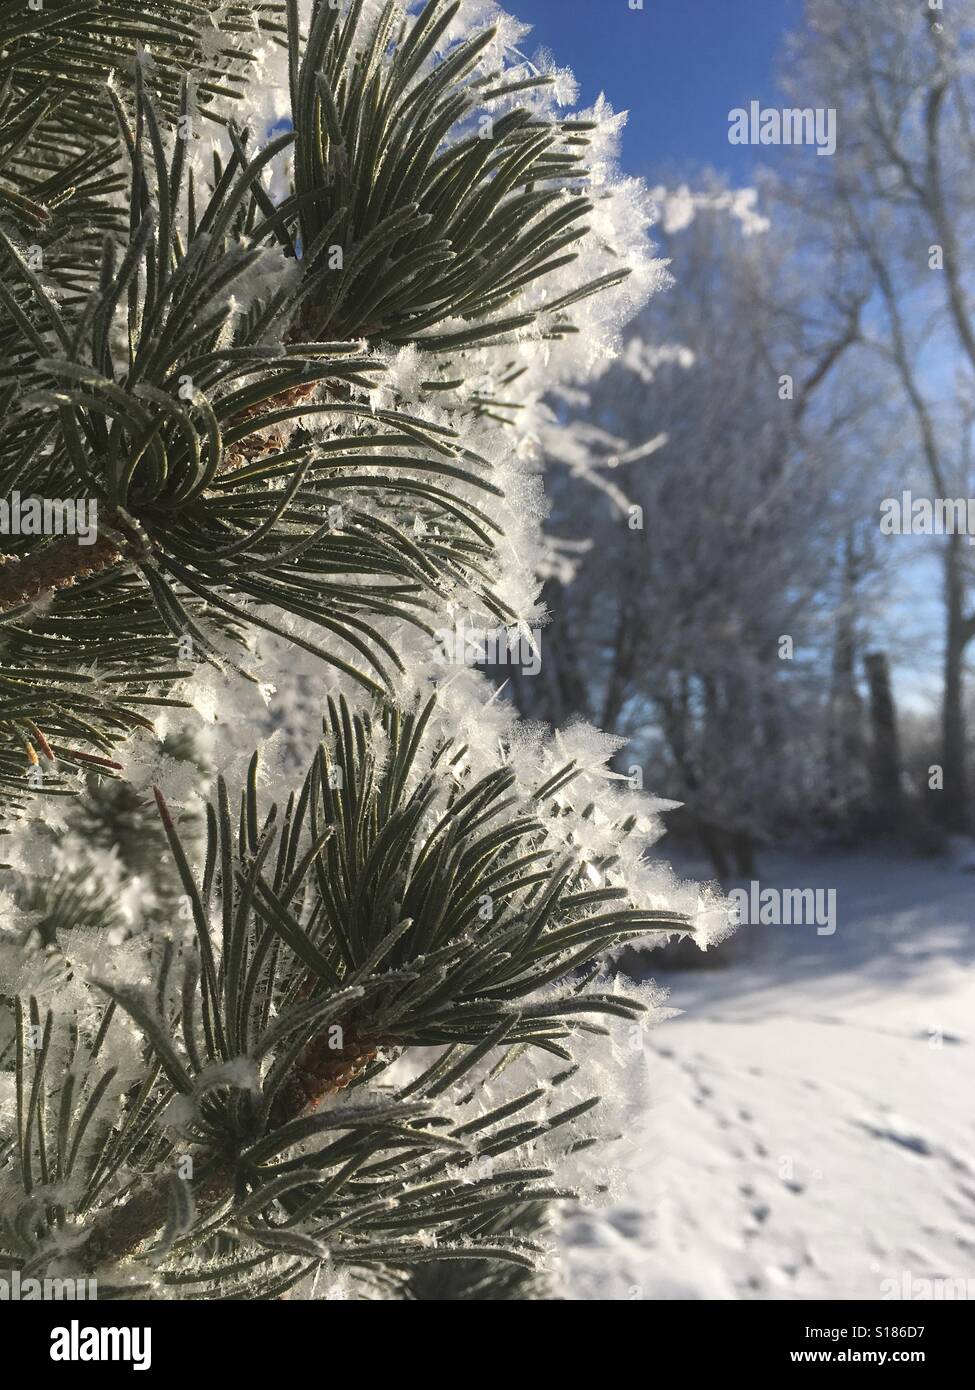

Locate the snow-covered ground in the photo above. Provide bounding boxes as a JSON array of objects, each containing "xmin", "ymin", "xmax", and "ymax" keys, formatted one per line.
[{"xmin": 564, "ymin": 847, "xmax": 975, "ymax": 1301}]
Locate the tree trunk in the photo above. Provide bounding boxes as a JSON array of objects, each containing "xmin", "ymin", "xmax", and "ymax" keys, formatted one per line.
[
  {"xmin": 940, "ymin": 536, "xmax": 970, "ymax": 831},
  {"xmin": 732, "ymin": 829, "xmax": 757, "ymax": 878},
  {"xmin": 696, "ymin": 818, "xmax": 731, "ymax": 880},
  {"xmin": 864, "ymin": 649, "xmax": 901, "ymax": 831},
  {"xmin": 827, "ymin": 533, "xmax": 865, "ymax": 822}
]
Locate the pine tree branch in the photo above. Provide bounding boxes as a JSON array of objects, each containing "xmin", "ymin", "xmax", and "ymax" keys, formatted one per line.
[
  {"xmin": 83, "ymin": 1160, "xmax": 232, "ymax": 1271},
  {"xmin": 0, "ymin": 0, "xmax": 681, "ymax": 1301},
  {"xmin": 0, "ymin": 377, "xmax": 336, "ymax": 618},
  {"xmin": 0, "ymin": 0, "xmax": 630, "ymax": 817},
  {"xmin": 82, "ymin": 1033, "xmax": 377, "ymax": 1270},
  {"xmin": 59, "ymin": 697, "xmax": 677, "ymax": 1280}
]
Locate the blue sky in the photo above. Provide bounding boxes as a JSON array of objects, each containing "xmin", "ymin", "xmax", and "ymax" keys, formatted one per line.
[{"xmin": 507, "ymin": 0, "xmax": 806, "ymax": 177}]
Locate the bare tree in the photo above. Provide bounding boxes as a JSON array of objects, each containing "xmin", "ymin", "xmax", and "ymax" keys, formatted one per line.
[
  {"xmin": 787, "ymin": 0, "xmax": 975, "ymax": 829},
  {"xmin": 519, "ymin": 182, "xmax": 886, "ymax": 874}
]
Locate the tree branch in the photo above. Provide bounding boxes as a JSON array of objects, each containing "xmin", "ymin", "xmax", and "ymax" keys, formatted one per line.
[
  {"xmin": 82, "ymin": 1026, "xmax": 379, "ymax": 1272},
  {"xmin": 0, "ymin": 532, "xmax": 125, "ymax": 614}
]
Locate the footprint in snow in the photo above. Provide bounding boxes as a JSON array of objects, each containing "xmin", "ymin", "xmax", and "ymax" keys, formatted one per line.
[
  {"xmin": 856, "ymin": 1119, "xmax": 932, "ymax": 1156},
  {"xmin": 608, "ymin": 1208, "xmax": 645, "ymax": 1238}
]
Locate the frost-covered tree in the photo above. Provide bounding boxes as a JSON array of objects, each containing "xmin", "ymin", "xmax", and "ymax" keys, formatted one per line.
[
  {"xmin": 785, "ymin": 0, "xmax": 975, "ymax": 831},
  {"xmin": 0, "ymin": 1, "xmax": 728, "ymax": 1300},
  {"xmin": 508, "ymin": 180, "xmax": 888, "ymax": 874}
]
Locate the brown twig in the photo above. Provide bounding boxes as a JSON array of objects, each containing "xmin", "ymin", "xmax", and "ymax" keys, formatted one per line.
[{"xmin": 0, "ymin": 532, "xmax": 125, "ymax": 614}]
